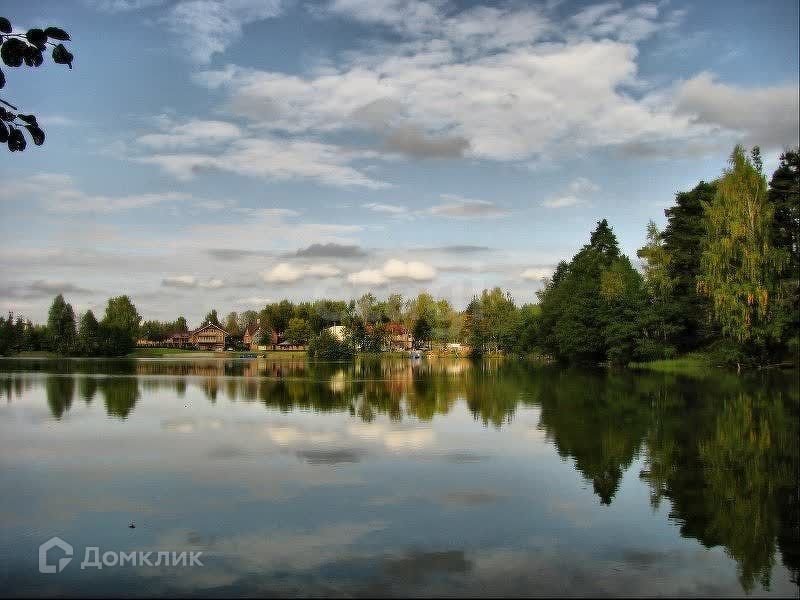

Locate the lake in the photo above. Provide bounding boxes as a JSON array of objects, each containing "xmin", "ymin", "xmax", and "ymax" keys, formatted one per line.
[{"xmin": 0, "ymin": 357, "xmax": 797, "ymax": 597}]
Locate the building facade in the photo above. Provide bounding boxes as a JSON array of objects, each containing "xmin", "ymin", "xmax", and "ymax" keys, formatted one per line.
[{"xmin": 189, "ymin": 323, "xmax": 228, "ymax": 351}]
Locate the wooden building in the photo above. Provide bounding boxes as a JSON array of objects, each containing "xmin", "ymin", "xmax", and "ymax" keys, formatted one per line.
[
  {"xmin": 189, "ymin": 323, "xmax": 228, "ymax": 351},
  {"xmin": 165, "ymin": 331, "xmax": 191, "ymax": 348}
]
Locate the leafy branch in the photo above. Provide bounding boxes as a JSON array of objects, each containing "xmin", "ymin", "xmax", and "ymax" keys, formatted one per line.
[{"xmin": 0, "ymin": 16, "xmax": 73, "ymax": 152}]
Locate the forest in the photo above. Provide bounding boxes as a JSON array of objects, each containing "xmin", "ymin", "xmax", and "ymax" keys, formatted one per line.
[{"xmin": 1, "ymin": 145, "xmax": 797, "ymax": 368}]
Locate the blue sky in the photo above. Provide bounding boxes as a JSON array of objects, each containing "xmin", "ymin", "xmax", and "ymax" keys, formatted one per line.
[{"xmin": 1, "ymin": 0, "xmax": 798, "ymax": 324}]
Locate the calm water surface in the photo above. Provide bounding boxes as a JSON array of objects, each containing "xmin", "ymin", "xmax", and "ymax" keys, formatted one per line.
[{"xmin": 0, "ymin": 357, "xmax": 797, "ymax": 597}]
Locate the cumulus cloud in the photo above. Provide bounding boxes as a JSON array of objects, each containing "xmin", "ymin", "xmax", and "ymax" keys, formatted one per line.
[
  {"xmin": 162, "ymin": 275, "xmax": 224, "ymax": 289},
  {"xmin": 195, "ymin": 0, "xmax": 696, "ymax": 164},
  {"xmin": 383, "ymin": 125, "xmax": 470, "ymax": 158},
  {"xmin": 428, "ymin": 194, "xmax": 508, "ymax": 218},
  {"xmin": 674, "ymin": 72, "xmax": 800, "ymax": 150},
  {"xmin": 261, "ymin": 263, "xmax": 342, "ymax": 284},
  {"xmin": 347, "ymin": 259, "xmax": 436, "ymax": 285}
]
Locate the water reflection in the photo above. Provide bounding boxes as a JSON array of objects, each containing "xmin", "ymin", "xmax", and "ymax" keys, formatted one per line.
[{"xmin": 0, "ymin": 357, "xmax": 797, "ymax": 595}]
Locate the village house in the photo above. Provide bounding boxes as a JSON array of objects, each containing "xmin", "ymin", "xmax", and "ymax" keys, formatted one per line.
[
  {"xmin": 385, "ymin": 322, "xmax": 413, "ymax": 351},
  {"xmin": 189, "ymin": 323, "xmax": 228, "ymax": 351},
  {"xmin": 242, "ymin": 323, "xmax": 262, "ymax": 348},
  {"xmin": 164, "ymin": 331, "xmax": 191, "ymax": 348}
]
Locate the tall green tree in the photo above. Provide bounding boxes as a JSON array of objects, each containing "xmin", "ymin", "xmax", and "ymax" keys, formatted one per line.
[
  {"xmin": 76, "ymin": 310, "xmax": 100, "ymax": 356},
  {"xmin": 538, "ymin": 220, "xmax": 645, "ymax": 364},
  {"xmin": 224, "ymin": 311, "xmax": 240, "ymax": 337},
  {"xmin": 768, "ymin": 147, "xmax": 800, "ymax": 354},
  {"xmin": 699, "ymin": 146, "xmax": 786, "ymax": 361},
  {"xmin": 284, "ymin": 317, "xmax": 312, "ymax": 345},
  {"xmin": 46, "ymin": 294, "xmax": 76, "ymax": 355},
  {"xmin": 203, "ymin": 309, "xmax": 220, "ymax": 327},
  {"xmin": 102, "ymin": 296, "xmax": 141, "ymax": 339},
  {"xmin": 636, "ymin": 221, "xmax": 679, "ymax": 359},
  {"xmin": 661, "ymin": 180, "xmax": 717, "ymax": 351}
]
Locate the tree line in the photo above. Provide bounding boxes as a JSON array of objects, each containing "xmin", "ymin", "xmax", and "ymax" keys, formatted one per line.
[
  {"xmin": 0, "ymin": 294, "xmax": 142, "ymax": 357},
  {"xmin": 1, "ymin": 145, "xmax": 797, "ymax": 367}
]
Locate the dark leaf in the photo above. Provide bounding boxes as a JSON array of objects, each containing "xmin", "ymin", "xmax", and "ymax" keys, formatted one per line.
[
  {"xmin": 1, "ymin": 38, "xmax": 26, "ymax": 68},
  {"xmin": 0, "ymin": 108, "xmax": 15, "ymax": 122},
  {"xmin": 24, "ymin": 123, "xmax": 44, "ymax": 145},
  {"xmin": 52, "ymin": 43, "xmax": 73, "ymax": 69},
  {"xmin": 8, "ymin": 126, "xmax": 25, "ymax": 151},
  {"xmin": 0, "ymin": 120, "xmax": 7, "ymax": 143},
  {"xmin": 25, "ymin": 28, "xmax": 47, "ymax": 49},
  {"xmin": 17, "ymin": 113, "xmax": 36, "ymax": 125},
  {"xmin": 0, "ymin": 18, "xmax": 11, "ymax": 35},
  {"xmin": 24, "ymin": 45, "xmax": 43, "ymax": 67},
  {"xmin": 0, "ymin": 67, "xmax": 4, "ymax": 89},
  {"xmin": 44, "ymin": 27, "xmax": 70, "ymax": 41}
]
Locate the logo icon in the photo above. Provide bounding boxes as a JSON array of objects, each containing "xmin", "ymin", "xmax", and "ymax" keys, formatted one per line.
[{"xmin": 39, "ymin": 537, "xmax": 73, "ymax": 574}]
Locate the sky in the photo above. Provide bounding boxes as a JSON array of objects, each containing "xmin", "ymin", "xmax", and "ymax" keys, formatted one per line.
[{"xmin": 1, "ymin": 0, "xmax": 798, "ymax": 325}]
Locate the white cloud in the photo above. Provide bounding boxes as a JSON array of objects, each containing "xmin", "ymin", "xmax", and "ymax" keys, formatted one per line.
[
  {"xmin": 674, "ymin": 72, "xmax": 800, "ymax": 150},
  {"xmin": 235, "ymin": 296, "xmax": 273, "ymax": 306},
  {"xmin": 261, "ymin": 262, "xmax": 342, "ymax": 284},
  {"xmin": 347, "ymin": 259, "xmax": 436, "ymax": 285},
  {"xmin": 521, "ymin": 267, "xmax": 551, "ymax": 281},
  {"xmin": 347, "ymin": 268, "xmax": 388, "ymax": 286},
  {"xmin": 428, "ymin": 194, "xmax": 508, "ymax": 218},
  {"xmin": 164, "ymin": 0, "xmax": 285, "ymax": 63},
  {"xmin": 569, "ymin": 1, "xmax": 663, "ymax": 43},
  {"xmin": 0, "ymin": 173, "xmax": 193, "ymax": 213},
  {"xmin": 137, "ymin": 119, "xmax": 242, "ymax": 148},
  {"xmin": 363, "ymin": 202, "xmax": 407, "ymax": 215},
  {"xmin": 137, "ymin": 136, "xmax": 388, "ymax": 189},
  {"xmin": 542, "ymin": 177, "xmax": 600, "ymax": 209},
  {"xmin": 162, "ymin": 275, "xmax": 225, "ymax": 289},
  {"xmin": 194, "ymin": 2, "xmax": 699, "ymax": 164},
  {"xmin": 200, "ymin": 42, "xmax": 694, "ymax": 162},
  {"xmin": 542, "ymin": 195, "xmax": 582, "ymax": 209}
]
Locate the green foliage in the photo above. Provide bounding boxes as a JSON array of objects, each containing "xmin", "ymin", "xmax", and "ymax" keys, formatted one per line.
[
  {"xmin": 284, "ymin": 317, "xmax": 312, "ymax": 345},
  {"xmin": 203, "ymin": 309, "xmax": 220, "ymax": 327},
  {"xmin": 661, "ymin": 180, "xmax": 717, "ymax": 350},
  {"xmin": 768, "ymin": 147, "xmax": 800, "ymax": 360},
  {"xmin": 0, "ymin": 17, "xmax": 73, "ymax": 152},
  {"xmin": 308, "ymin": 329, "xmax": 355, "ymax": 360},
  {"xmin": 412, "ymin": 315, "xmax": 432, "ymax": 346},
  {"xmin": 76, "ymin": 310, "xmax": 100, "ymax": 356},
  {"xmin": 699, "ymin": 146, "xmax": 786, "ymax": 360},
  {"xmin": 537, "ymin": 220, "xmax": 646, "ymax": 364},
  {"xmin": 46, "ymin": 294, "xmax": 76, "ymax": 355},
  {"xmin": 460, "ymin": 287, "xmax": 518, "ymax": 356}
]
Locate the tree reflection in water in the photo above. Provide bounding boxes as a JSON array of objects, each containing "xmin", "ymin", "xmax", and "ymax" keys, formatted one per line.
[{"xmin": 0, "ymin": 356, "xmax": 796, "ymax": 590}]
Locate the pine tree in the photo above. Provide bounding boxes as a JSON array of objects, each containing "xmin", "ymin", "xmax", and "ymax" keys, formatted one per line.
[{"xmin": 46, "ymin": 294, "xmax": 76, "ymax": 355}]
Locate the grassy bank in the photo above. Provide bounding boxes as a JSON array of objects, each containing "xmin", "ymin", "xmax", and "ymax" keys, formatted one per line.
[
  {"xmin": 128, "ymin": 348, "xmax": 201, "ymax": 358},
  {"xmin": 629, "ymin": 352, "xmax": 712, "ymax": 374}
]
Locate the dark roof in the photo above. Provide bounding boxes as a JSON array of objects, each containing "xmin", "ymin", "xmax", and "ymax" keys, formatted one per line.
[{"xmin": 192, "ymin": 322, "xmax": 229, "ymax": 335}]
